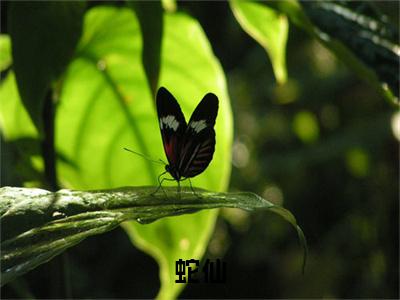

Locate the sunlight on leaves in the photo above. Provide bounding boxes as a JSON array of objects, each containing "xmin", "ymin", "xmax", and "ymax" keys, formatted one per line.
[
  {"xmin": 0, "ymin": 72, "xmax": 38, "ymax": 140},
  {"xmin": 292, "ymin": 110, "xmax": 319, "ymax": 144},
  {"xmin": 54, "ymin": 7, "xmax": 233, "ymax": 299},
  {"xmin": 162, "ymin": 0, "xmax": 177, "ymax": 13},
  {"xmin": 230, "ymin": 0, "xmax": 288, "ymax": 84},
  {"xmin": 0, "ymin": 34, "xmax": 12, "ymax": 71}
]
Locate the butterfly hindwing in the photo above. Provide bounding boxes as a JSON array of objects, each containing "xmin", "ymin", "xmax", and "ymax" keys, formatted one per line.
[
  {"xmin": 178, "ymin": 93, "xmax": 219, "ymax": 178},
  {"xmin": 179, "ymin": 127, "xmax": 216, "ymax": 178},
  {"xmin": 156, "ymin": 87, "xmax": 187, "ymax": 167}
]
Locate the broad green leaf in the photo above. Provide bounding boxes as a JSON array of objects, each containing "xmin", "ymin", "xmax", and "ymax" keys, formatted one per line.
[
  {"xmin": 230, "ymin": 0, "xmax": 288, "ymax": 84},
  {"xmin": 8, "ymin": 2, "xmax": 85, "ymax": 134},
  {"xmin": 0, "ymin": 34, "xmax": 12, "ymax": 71},
  {"xmin": 267, "ymin": 0, "xmax": 399, "ymax": 103},
  {"xmin": 54, "ymin": 7, "xmax": 233, "ymax": 299},
  {"xmin": 130, "ymin": 12, "xmax": 234, "ymax": 299},
  {"xmin": 0, "ymin": 186, "xmax": 307, "ymax": 287}
]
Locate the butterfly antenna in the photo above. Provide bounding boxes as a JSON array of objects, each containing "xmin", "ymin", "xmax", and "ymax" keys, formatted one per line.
[{"xmin": 123, "ymin": 148, "xmax": 166, "ymax": 165}]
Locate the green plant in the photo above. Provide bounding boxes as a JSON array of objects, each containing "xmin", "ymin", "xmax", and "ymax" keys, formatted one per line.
[{"xmin": 1, "ymin": 1, "xmax": 397, "ymax": 298}]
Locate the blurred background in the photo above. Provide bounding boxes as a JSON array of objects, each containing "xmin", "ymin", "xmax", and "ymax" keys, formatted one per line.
[
  {"xmin": 2, "ymin": 1, "xmax": 398, "ymax": 299},
  {"xmin": 180, "ymin": 2, "xmax": 399, "ymax": 298}
]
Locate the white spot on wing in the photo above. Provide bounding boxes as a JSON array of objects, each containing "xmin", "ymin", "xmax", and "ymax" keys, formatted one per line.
[
  {"xmin": 190, "ymin": 120, "xmax": 207, "ymax": 133},
  {"xmin": 160, "ymin": 115, "xmax": 179, "ymax": 131}
]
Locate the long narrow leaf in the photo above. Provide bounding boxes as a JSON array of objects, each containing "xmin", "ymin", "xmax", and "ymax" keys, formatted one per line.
[{"xmin": 1, "ymin": 186, "xmax": 307, "ymax": 286}]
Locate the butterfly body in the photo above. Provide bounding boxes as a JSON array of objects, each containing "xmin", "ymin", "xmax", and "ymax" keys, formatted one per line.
[{"xmin": 156, "ymin": 87, "xmax": 218, "ymax": 184}]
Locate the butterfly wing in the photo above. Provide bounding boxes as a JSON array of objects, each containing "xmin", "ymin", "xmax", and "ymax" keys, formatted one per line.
[
  {"xmin": 178, "ymin": 93, "xmax": 219, "ymax": 178},
  {"xmin": 156, "ymin": 87, "xmax": 187, "ymax": 168}
]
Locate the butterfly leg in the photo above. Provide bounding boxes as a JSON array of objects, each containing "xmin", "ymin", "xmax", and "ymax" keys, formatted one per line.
[
  {"xmin": 188, "ymin": 178, "xmax": 202, "ymax": 199},
  {"xmin": 152, "ymin": 171, "xmax": 168, "ymax": 197},
  {"xmin": 177, "ymin": 180, "xmax": 181, "ymax": 201}
]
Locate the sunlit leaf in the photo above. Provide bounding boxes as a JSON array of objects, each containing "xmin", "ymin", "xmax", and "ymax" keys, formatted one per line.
[
  {"xmin": 230, "ymin": 0, "xmax": 288, "ymax": 84},
  {"xmin": 0, "ymin": 34, "xmax": 12, "ymax": 72},
  {"xmin": 55, "ymin": 7, "xmax": 233, "ymax": 299},
  {"xmin": 0, "ymin": 186, "xmax": 307, "ymax": 287},
  {"xmin": 0, "ymin": 71, "xmax": 43, "ymax": 185},
  {"xmin": 162, "ymin": 0, "xmax": 177, "ymax": 13},
  {"xmin": 0, "ymin": 72, "xmax": 38, "ymax": 140}
]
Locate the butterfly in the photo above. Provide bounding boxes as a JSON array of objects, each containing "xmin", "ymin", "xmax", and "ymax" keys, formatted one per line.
[{"xmin": 156, "ymin": 86, "xmax": 219, "ymax": 192}]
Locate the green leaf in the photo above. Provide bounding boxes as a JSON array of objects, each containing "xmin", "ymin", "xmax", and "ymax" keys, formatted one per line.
[
  {"xmin": 267, "ymin": 0, "xmax": 399, "ymax": 103},
  {"xmin": 162, "ymin": 0, "xmax": 177, "ymax": 13},
  {"xmin": 54, "ymin": 7, "xmax": 233, "ymax": 299},
  {"xmin": 301, "ymin": 1, "xmax": 399, "ymax": 101},
  {"xmin": 230, "ymin": 0, "xmax": 288, "ymax": 84},
  {"xmin": 1, "ymin": 6, "xmax": 233, "ymax": 297},
  {"xmin": 0, "ymin": 72, "xmax": 39, "ymax": 140},
  {"xmin": 0, "ymin": 71, "xmax": 43, "ymax": 185},
  {"xmin": 8, "ymin": 2, "xmax": 85, "ymax": 135},
  {"xmin": 0, "ymin": 186, "xmax": 307, "ymax": 287},
  {"xmin": 0, "ymin": 34, "xmax": 12, "ymax": 71}
]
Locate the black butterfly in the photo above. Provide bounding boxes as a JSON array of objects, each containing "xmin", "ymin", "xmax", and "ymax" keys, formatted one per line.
[{"xmin": 156, "ymin": 86, "xmax": 218, "ymax": 191}]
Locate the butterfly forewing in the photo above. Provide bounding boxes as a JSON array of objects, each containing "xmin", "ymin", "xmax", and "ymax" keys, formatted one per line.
[
  {"xmin": 156, "ymin": 87, "xmax": 187, "ymax": 167},
  {"xmin": 178, "ymin": 93, "xmax": 219, "ymax": 178}
]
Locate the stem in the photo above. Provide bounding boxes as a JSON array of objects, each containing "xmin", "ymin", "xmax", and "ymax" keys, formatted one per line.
[
  {"xmin": 42, "ymin": 88, "xmax": 69, "ymax": 297},
  {"xmin": 177, "ymin": 180, "xmax": 181, "ymax": 201},
  {"xmin": 42, "ymin": 89, "xmax": 58, "ymax": 191}
]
